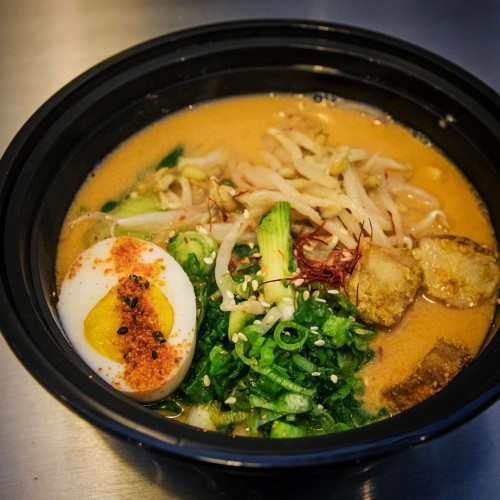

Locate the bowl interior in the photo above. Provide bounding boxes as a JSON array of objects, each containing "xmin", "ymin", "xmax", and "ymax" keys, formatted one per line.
[{"xmin": 1, "ymin": 20, "xmax": 499, "ymax": 469}]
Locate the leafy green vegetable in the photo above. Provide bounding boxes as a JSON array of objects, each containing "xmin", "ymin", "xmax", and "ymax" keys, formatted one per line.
[
  {"xmin": 168, "ymin": 231, "xmax": 219, "ymax": 278},
  {"xmin": 160, "ymin": 206, "xmax": 386, "ymax": 438},
  {"xmin": 156, "ymin": 144, "xmax": 184, "ymax": 170},
  {"xmin": 270, "ymin": 420, "xmax": 307, "ymax": 438},
  {"xmin": 257, "ymin": 202, "xmax": 295, "ymax": 319}
]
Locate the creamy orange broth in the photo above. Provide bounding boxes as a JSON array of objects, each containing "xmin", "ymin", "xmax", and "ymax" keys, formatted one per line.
[{"xmin": 56, "ymin": 94, "xmax": 497, "ymax": 409}]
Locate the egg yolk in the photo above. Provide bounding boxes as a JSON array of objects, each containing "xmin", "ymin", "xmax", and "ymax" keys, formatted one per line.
[{"xmin": 84, "ymin": 275, "xmax": 174, "ymax": 362}]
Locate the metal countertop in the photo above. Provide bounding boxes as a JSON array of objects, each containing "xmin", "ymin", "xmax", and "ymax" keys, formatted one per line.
[{"xmin": 1, "ymin": 1, "xmax": 499, "ymax": 498}]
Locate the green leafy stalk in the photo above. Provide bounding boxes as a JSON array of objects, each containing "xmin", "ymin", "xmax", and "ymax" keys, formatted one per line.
[{"xmin": 257, "ymin": 201, "xmax": 295, "ymax": 320}]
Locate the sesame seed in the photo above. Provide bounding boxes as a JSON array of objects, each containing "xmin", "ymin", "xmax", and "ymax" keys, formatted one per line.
[
  {"xmin": 196, "ymin": 225, "xmax": 208, "ymax": 234},
  {"xmin": 317, "ymin": 404, "xmax": 324, "ymax": 410},
  {"xmin": 244, "ymin": 274, "xmax": 251, "ymax": 282},
  {"xmin": 242, "ymin": 281, "xmax": 248, "ymax": 292},
  {"xmin": 238, "ymin": 332, "xmax": 248, "ymax": 342},
  {"xmin": 231, "ymin": 333, "xmax": 240, "ymax": 343},
  {"xmin": 211, "ymin": 250, "xmax": 217, "ymax": 258},
  {"xmin": 243, "ymin": 209, "xmax": 250, "ymax": 219},
  {"xmin": 251, "ymin": 279, "xmax": 259, "ymax": 291},
  {"xmin": 259, "ymin": 300, "xmax": 271, "ymax": 308},
  {"xmin": 203, "ymin": 375, "xmax": 211, "ymax": 387},
  {"xmin": 330, "ymin": 374, "xmax": 338, "ymax": 383},
  {"xmin": 302, "ymin": 290, "xmax": 310, "ymax": 301},
  {"xmin": 248, "ymin": 242, "xmax": 255, "ymax": 249},
  {"xmin": 256, "ymin": 270, "xmax": 262, "ymax": 276},
  {"xmin": 294, "ymin": 278, "xmax": 304, "ymax": 287},
  {"xmin": 151, "ymin": 350, "xmax": 158, "ymax": 360},
  {"xmin": 253, "ymin": 319, "xmax": 262, "ymax": 325},
  {"xmin": 117, "ymin": 326, "xmax": 128, "ymax": 335},
  {"xmin": 310, "ymin": 326, "xmax": 318, "ymax": 332},
  {"xmin": 203, "ymin": 257, "xmax": 214, "ymax": 265},
  {"xmin": 265, "ymin": 315, "xmax": 275, "ymax": 325},
  {"xmin": 312, "ymin": 290, "xmax": 320, "ymax": 299},
  {"xmin": 315, "ymin": 297, "xmax": 327, "ymax": 303},
  {"xmin": 311, "ymin": 371, "xmax": 321, "ymax": 377},
  {"xmin": 225, "ymin": 396, "xmax": 237, "ymax": 405},
  {"xmin": 168, "ymin": 230, "xmax": 176, "ymax": 239},
  {"xmin": 253, "ymin": 252, "xmax": 262, "ymax": 258},
  {"xmin": 226, "ymin": 290, "xmax": 234, "ymax": 299},
  {"xmin": 327, "ymin": 289, "xmax": 339, "ymax": 295},
  {"xmin": 314, "ymin": 339, "xmax": 325, "ymax": 347}
]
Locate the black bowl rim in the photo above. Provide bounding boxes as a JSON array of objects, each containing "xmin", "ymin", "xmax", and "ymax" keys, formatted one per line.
[{"xmin": 0, "ymin": 19, "xmax": 499, "ymax": 470}]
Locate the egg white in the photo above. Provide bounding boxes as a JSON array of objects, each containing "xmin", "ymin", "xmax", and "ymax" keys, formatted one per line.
[{"xmin": 57, "ymin": 236, "xmax": 196, "ymax": 402}]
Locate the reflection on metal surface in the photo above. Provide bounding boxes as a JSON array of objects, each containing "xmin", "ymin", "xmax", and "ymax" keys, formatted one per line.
[{"xmin": 1, "ymin": 0, "xmax": 500, "ymax": 498}]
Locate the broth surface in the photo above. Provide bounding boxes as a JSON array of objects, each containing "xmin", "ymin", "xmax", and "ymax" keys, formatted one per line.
[{"xmin": 57, "ymin": 94, "xmax": 497, "ymax": 413}]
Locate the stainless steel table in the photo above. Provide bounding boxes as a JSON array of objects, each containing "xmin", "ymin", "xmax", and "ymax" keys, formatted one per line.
[{"xmin": 1, "ymin": 1, "xmax": 499, "ymax": 498}]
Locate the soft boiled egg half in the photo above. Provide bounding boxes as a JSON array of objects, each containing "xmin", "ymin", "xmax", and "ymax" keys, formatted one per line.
[{"xmin": 57, "ymin": 236, "xmax": 196, "ymax": 402}]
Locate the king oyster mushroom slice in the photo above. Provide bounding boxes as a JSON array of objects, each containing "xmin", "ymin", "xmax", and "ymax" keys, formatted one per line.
[
  {"xmin": 346, "ymin": 239, "xmax": 422, "ymax": 327},
  {"xmin": 412, "ymin": 235, "xmax": 500, "ymax": 308}
]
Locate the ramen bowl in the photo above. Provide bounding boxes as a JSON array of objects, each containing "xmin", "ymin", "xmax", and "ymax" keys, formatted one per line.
[{"xmin": 0, "ymin": 19, "xmax": 499, "ymax": 470}]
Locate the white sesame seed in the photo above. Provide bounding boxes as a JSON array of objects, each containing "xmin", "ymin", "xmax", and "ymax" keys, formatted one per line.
[
  {"xmin": 243, "ymin": 209, "xmax": 250, "ymax": 219},
  {"xmin": 231, "ymin": 333, "xmax": 240, "ymax": 343},
  {"xmin": 317, "ymin": 404, "xmax": 324, "ymax": 410},
  {"xmin": 314, "ymin": 339, "xmax": 325, "ymax": 347},
  {"xmin": 256, "ymin": 270, "xmax": 262, "ymax": 276},
  {"xmin": 312, "ymin": 290, "xmax": 320, "ymax": 299},
  {"xmin": 225, "ymin": 396, "xmax": 237, "ymax": 405},
  {"xmin": 265, "ymin": 315, "xmax": 275, "ymax": 325},
  {"xmin": 302, "ymin": 290, "xmax": 310, "ymax": 301},
  {"xmin": 294, "ymin": 278, "xmax": 304, "ymax": 287},
  {"xmin": 238, "ymin": 332, "xmax": 248, "ymax": 342},
  {"xmin": 248, "ymin": 242, "xmax": 255, "ymax": 249},
  {"xmin": 244, "ymin": 274, "xmax": 252, "ymax": 282},
  {"xmin": 211, "ymin": 250, "xmax": 217, "ymax": 258},
  {"xmin": 259, "ymin": 300, "xmax": 271, "ymax": 308},
  {"xmin": 310, "ymin": 326, "xmax": 319, "ymax": 332},
  {"xmin": 168, "ymin": 230, "xmax": 176, "ymax": 239},
  {"xmin": 311, "ymin": 371, "xmax": 321, "ymax": 377},
  {"xmin": 203, "ymin": 257, "xmax": 214, "ymax": 265},
  {"xmin": 251, "ymin": 279, "xmax": 259, "ymax": 291},
  {"xmin": 330, "ymin": 374, "xmax": 338, "ymax": 383},
  {"xmin": 226, "ymin": 290, "xmax": 234, "ymax": 299},
  {"xmin": 253, "ymin": 319, "xmax": 262, "ymax": 325},
  {"xmin": 196, "ymin": 225, "xmax": 208, "ymax": 234},
  {"xmin": 315, "ymin": 297, "xmax": 327, "ymax": 303},
  {"xmin": 327, "ymin": 289, "xmax": 340, "ymax": 295},
  {"xmin": 242, "ymin": 281, "xmax": 248, "ymax": 292},
  {"xmin": 253, "ymin": 252, "xmax": 262, "ymax": 258},
  {"xmin": 203, "ymin": 375, "xmax": 211, "ymax": 387}
]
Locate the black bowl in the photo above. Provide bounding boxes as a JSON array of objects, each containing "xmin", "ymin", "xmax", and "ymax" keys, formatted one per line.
[{"xmin": 0, "ymin": 19, "xmax": 499, "ymax": 470}]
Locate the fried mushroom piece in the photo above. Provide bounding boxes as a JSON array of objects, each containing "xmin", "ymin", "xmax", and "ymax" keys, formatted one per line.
[
  {"xmin": 383, "ymin": 339, "xmax": 471, "ymax": 413},
  {"xmin": 346, "ymin": 240, "xmax": 422, "ymax": 326},
  {"xmin": 412, "ymin": 235, "xmax": 500, "ymax": 308}
]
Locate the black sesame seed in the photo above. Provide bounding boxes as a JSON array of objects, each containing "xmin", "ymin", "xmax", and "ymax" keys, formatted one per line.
[
  {"xmin": 117, "ymin": 326, "xmax": 128, "ymax": 335},
  {"xmin": 152, "ymin": 350, "xmax": 158, "ymax": 360},
  {"xmin": 152, "ymin": 330, "xmax": 164, "ymax": 342},
  {"xmin": 123, "ymin": 297, "xmax": 132, "ymax": 306},
  {"xmin": 130, "ymin": 297, "xmax": 138, "ymax": 308}
]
